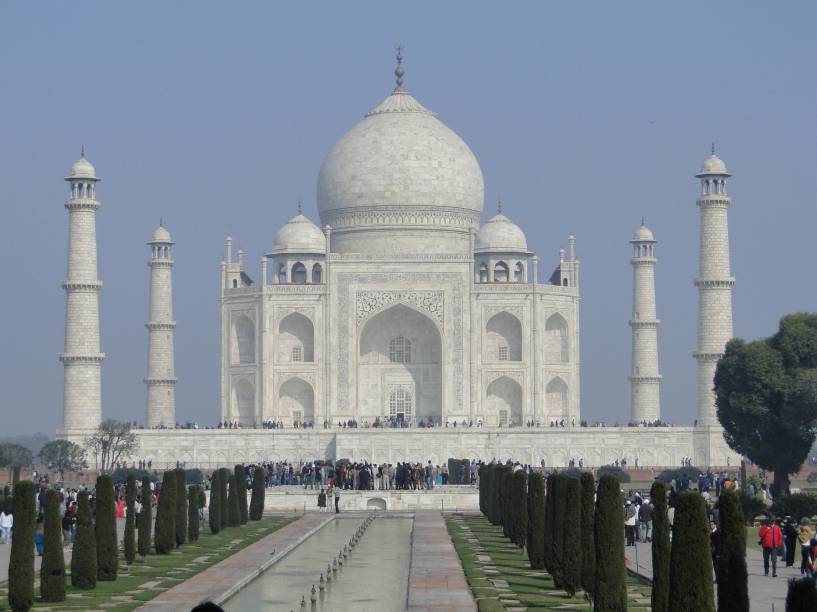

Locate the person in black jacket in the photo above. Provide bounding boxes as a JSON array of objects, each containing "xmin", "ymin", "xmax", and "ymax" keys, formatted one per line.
[{"xmin": 783, "ymin": 516, "xmax": 799, "ymax": 567}]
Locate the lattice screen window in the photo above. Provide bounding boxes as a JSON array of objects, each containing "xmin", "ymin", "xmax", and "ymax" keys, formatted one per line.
[
  {"xmin": 389, "ymin": 385, "xmax": 413, "ymax": 420},
  {"xmin": 293, "ymin": 410, "xmax": 302, "ymax": 424},
  {"xmin": 498, "ymin": 345, "xmax": 509, "ymax": 361},
  {"xmin": 389, "ymin": 336, "xmax": 411, "ymax": 363},
  {"xmin": 499, "ymin": 410, "xmax": 509, "ymax": 427},
  {"xmin": 292, "ymin": 346, "xmax": 303, "ymax": 362}
]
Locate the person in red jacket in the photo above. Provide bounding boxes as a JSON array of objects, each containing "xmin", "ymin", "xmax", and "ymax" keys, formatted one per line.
[{"xmin": 759, "ymin": 518, "xmax": 783, "ymax": 577}]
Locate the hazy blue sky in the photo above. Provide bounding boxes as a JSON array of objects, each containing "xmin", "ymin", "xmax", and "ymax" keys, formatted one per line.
[{"xmin": 1, "ymin": 2, "xmax": 815, "ymax": 434}]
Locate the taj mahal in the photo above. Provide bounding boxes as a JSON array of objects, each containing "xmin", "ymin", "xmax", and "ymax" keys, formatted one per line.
[{"xmin": 58, "ymin": 54, "xmax": 735, "ymax": 468}]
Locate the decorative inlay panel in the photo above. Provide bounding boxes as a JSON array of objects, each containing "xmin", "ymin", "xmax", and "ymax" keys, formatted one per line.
[{"xmin": 356, "ymin": 290, "xmax": 444, "ymax": 329}]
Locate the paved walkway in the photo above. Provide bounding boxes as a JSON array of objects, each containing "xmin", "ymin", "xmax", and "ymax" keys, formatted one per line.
[
  {"xmin": 625, "ymin": 540, "xmax": 796, "ymax": 611},
  {"xmin": 135, "ymin": 513, "xmax": 333, "ymax": 611},
  {"xmin": 407, "ymin": 511, "xmax": 476, "ymax": 611}
]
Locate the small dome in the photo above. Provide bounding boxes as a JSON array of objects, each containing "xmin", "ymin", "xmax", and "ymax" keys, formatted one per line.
[
  {"xmin": 475, "ymin": 213, "xmax": 529, "ymax": 252},
  {"xmin": 632, "ymin": 224, "xmax": 654, "ymax": 242},
  {"xmin": 151, "ymin": 225, "xmax": 172, "ymax": 243},
  {"xmin": 271, "ymin": 213, "xmax": 326, "ymax": 253},
  {"xmin": 68, "ymin": 156, "xmax": 97, "ymax": 179},
  {"xmin": 696, "ymin": 153, "xmax": 730, "ymax": 176}
]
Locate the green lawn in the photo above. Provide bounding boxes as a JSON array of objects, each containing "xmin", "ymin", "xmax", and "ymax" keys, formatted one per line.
[
  {"xmin": 1, "ymin": 515, "xmax": 295, "ymax": 611},
  {"xmin": 446, "ymin": 514, "xmax": 652, "ymax": 612}
]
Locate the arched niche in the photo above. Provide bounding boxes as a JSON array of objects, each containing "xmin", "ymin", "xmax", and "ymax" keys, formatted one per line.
[
  {"xmin": 485, "ymin": 311, "xmax": 522, "ymax": 361},
  {"xmin": 232, "ymin": 379, "xmax": 255, "ymax": 426},
  {"xmin": 545, "ymin": 313, "xmax": 569, "ymax": 363},
  {"xmin": 545, "ymin": 377, "xmax": 569, "ymax": 422},
  {"xmin": 278, "ymin": 312, "xmax": 314, "ymax": 362},
  {"xmin": 279, "ymin": 377, "xmax": 315, "ymax": 425},
  {"xmin": 486, "ymin": 376, "xmax": 522, "ymax": 426},
  {"xmin": 232, "ymin": 315, "xmax": 255, "ymax": 364}
]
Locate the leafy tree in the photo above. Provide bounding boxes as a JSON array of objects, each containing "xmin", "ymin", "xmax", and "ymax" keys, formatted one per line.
[
  {"xmin": 771, "ymin": 493, "xmax": 817, "ymax": 522},
  {"xmin": 650, "ymin": 480, "xmax": 670, "ymax": 612},
  {"xmin": 218, "ymin": 468, "xmax": 229, "ymax": 530},
  {"xmin": 0, "ymin": 443, "xmax": 33, "ymax": 484},
  {"xmin": 249, "ymin": 466, "xmax": 265, "ymax": 521},
  {"xmin": 543, "ymin": 474, "xmax": 555, "ymax": 576},
  {"xmin": 593, "ymin": 475, "xmax": 626, "ymax": 611},
  {"xmin": 40, "ymin": 489, "xmax": 66, "ymax": 602},
  {"xmin": 70, "ymin": 491, "xmax": 96, "ymax": 589},
  {"xmin": 562, "ymin": 477, "xmax": 582, "ymax": 597},
  {"xmin": 526, "ymin": 472, "xmax": 545, "ymax": 569},
  {"xmin": 84, "ymin": 420, "xmax": 138, "ymax": 474},
  {"xmin": 227, "ymin": 474, "xmax": 241, "ymax": 527},
  {"xmin": 209, "ymin": 470, "xmax": 222, "ymax": 533},
  {"xmin": 715, "ymin": 489, "xmax": 748, "ymax": 612},
  {"xmin": 137, "ymin": 476, "xmax": 152, "ymax": 557},
  {"xmin": 235, "ymin": 465, "xmax": 248, "ymax": 524},
  {"xmin": 38, "ymin": 439, "xmax": 87, "ymax": 481},
  {"xmin": 596, "ymin": 465, "xmax": 631, "ymax": 483},
  {"xmin": 124, "ymin": 475, "xmax": 137, "ymax": 565},
  {"xmin": 669, "ymin": 491, "xmax": 715, "ymax": 612},
  {"xmin": 580, "ymin": 472, "xmax": 596, "ymax": 598},
  {"xmin": 188, "ymin": 485, "xmax": 201, "ymax": 542},
  {"xmin": 154, "ymin": 470, "xmax": 176, "ymax": 554},
  {"xmin": 8, "ymin": 480, "xmax": 35, "ymax": 610},
  {"xmin": 95, "ymin": 474, "xmax": 118, "ymax": 581},
  {"xmin": 174, "ymin": 468, "xmax": 187, "ymax": 547},
  {"xmin": 786, "ymin": 577, "xmax": 817, "ymax": 611},
  {"xmin": 551, "ymin": 473, "xmax": 568, "ymax": 588},
  {"xmin": 715, "ymin": 314, "xmax": 817, "ymax": 495}
]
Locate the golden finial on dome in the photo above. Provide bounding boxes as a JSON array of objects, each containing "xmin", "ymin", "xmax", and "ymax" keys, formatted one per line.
[{"xmin": 394, "ymin": 45, "xmax": 405, "ymax": 92}]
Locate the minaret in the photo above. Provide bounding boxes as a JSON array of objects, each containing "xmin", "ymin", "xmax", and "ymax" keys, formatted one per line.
[
  {"xmin": 629, "ymin": 222, "xmax": 662, "ymax": 423},
  {"xmin": 694, "ymin": 147, "xmax": 734, "ymax": 427},
  {"xmin": 145, "ymin": 223, "xmax": 177, "ymax": 427},
  {"xmin": 60, "ymin": 151, "xmax": 104, "ymax": 431}
]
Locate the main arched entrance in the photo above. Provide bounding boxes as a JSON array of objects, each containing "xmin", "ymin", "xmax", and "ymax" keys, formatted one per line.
[{"xmin": 358, "ymin": 304, "xmax": 442, "ymax": 425}]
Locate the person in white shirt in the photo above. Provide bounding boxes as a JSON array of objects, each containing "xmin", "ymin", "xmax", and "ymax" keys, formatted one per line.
[{"xmin": 0, "ymin": 511, "xmax": 13, "ymax": 543}]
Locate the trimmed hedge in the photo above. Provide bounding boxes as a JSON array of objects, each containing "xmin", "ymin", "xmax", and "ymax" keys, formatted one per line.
[
  {"xmin": 650, "ymin": 480, "xmax": 670, "ymax": 612},
  {"xmin": 209, "ymin": 470, "xmax": 222, "ymax": 533},
  {"xmin": 137, "ymin": 476, "xmax": 152, "ymax": 557},
  {"xmin": 544, "ymin": 474, "xmax": 555, "ymax": 576},
  {"xmin": 70, "ymin": 491, "xmax": 96, "ymax": 589},
  {"xmin": 562, "ymin": 477, "xmax": 582, "ymax": 597},
  {"xmin": 526, "ymin": 472, "xmax": 545, "ymax": 569},
  {"xmin": 174, "ymin": 468, "xmax": 187, "ymax": 547},
  {"xmin": 94, "ymin": 474, "xmax": 118, "ymax": 581},
  {"xmin": 593, "ymin": 475, "xmax": 626, "ymax": 611},
  {"xmin": 715, "ymin": 489, "xmax": 748, "ymax": 612},
  {"xmin": 235, "ymin": 465, "xmax": 249, "ymax": 525},
  {"xmin": 188, "ymin": 485, "xmax": 201, "ymax": 542},
  {"xmin": 510, "ymin": 470, "xmax": 528, "ymax": 548},
  {"xmin": 249, "ymin": 465, "xmax": 266, "ymax": 521},
  {"xmin": 41, "ymin": 489, "xmax": 66, "ymax": 602},
  {"xmin": 227, "ymin": 474, "xmax": 241, "ymax": 527},
  {"xmin": 154, "ymin": 470, "xmax": 176, "ymax": 554},
  {"xmin": 579, "ymin": 471, "xmax": 595, "ymax": 598},
  {"xmin": 218, "ymin": 468, "xmax": 229, "ymax": 530},
  {"xmin": 669, "ymin": 491, "xmax": 715, "ymax": 612},
  {"xmin": 786, "ymin": 577, "xmax": 817, "ymax": 611},
  {"xmin": 551, "ymin": 473, "xmax": 568, "ymax": 588},
  {"xmin": 8, "ymin": 481, "xmax": 36, "ymax": 610},
  {"xmin": 124, "ymin": 475, "xmax": 137, "ymax": 565}
]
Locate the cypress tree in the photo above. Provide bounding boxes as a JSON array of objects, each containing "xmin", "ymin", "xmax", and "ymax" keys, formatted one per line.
[
  {"xmin": 70, "ymin": 490, "xmax": 97, "ymax": 589},
  {"xmin": 8, "ymin": 480, "xmax": 35, "ymax": 610},
  {"xmin": 511, "ymin": 470, "xmax": 528, "ymax": 548},
  {"xmin": 526, "ymin": 472, "xmax": 546, "ymax": 569},
  {"xmin": 478, "ymin": 464, "xmax": 488, "ymax": 516},
  {"xmin": 501, "ymin": 466, "xmax": 513, "ymax": 539},
  {"xmin": 94, "ymin": 474, "xmax": 118, "ymax": 581},
  {"xmin": 579, "ymin": 471, "xmax": 596, "ymax": 598},
  {"xmin": 484, "ymin": 465, "xmax": 495, "ymax": 523},
  {"xmin": 188, "ymin": 485, "xmax": 201, "ymax": 542},
  {"xmin": 650, "ymin": 480, "xmax": 670, "ymax": 612},
  {"xmin": 562, "ymin": 477, "xmax": 582, "ymax": 597},
  {"xmin": 786, "ymin": 577, "xmax": 817, "ymax": 611},
  {"xmin": 174, "ymin": 468, "xmax": 187, "ymax": 547},
  {"xmin": 593, "ymin": 474, "xmax": 626, "ymax": 611},
  {"xmin": 154, "ymin": 470, "xmax": 177, "ymax": 554},
  {"xmin": 218, "ymin": 468, "xmax": 229, "ymax": 530},
  {"xmin": 137, "ymin": 476, "xmax": 152, "ymax": 557},
  {"xmin": 544, "ymin": 474, "xmax": 555, "ymax": 575},
  {"xmin": 249, "ymin": 465, "xmax": 266, "ymax": 521},
  {"xmin": 235, "ymin": 465, "xmax": 249, "ymax": 525},
  {"xmin": 668, "ymin": 491, "xmax": 715, "ymax": 612},
  {"xmin": 123, "ymin": 475, "xmax": 137, "ymax": 565},
  {"xmin": 715, "ymin": 489, "xmax": 748, "ymax": 612},
  {"xmin": 209, "ymin": 470, "xmax": 222, "ymax": 533},
  {"xmin": 40, "ymin": 489, "xmax": 66, "ymax": 602},
  {"xmin": 227, "ymin": 474, "xmax": 241, "ymax": 527},
  {"xmin": 551, "ymin": 473, "xmax": 568, "ymax": 588}
]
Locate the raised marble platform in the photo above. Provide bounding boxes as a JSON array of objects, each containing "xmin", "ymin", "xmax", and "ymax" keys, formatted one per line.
[{"xmin": 264, "ymin": 486, "xmax": 480, "ymax": 513}]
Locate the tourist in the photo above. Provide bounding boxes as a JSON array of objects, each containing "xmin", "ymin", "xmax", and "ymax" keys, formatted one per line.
[
  {"xmin": 0, "ymin": 508, "xmax": 13, "ymax": 543},
  {"xmin": 425, "ymin": 461, "xmax": 434, "ymax": 490},
  {"xmin": 799, "ymin": 524, "xmax": 811, "ymax": 575},
  {"xmin": 62, "ymin": 503, "xmax": 76, "ymax": 545},
  {"xmin": 759, "ymin": 518, "xmax": 782, "ymax": 577},
  {"xmin": 317, "ymin": 488, "xmax": 326, "ymax": 512},
  {"xmin": 334, "ymin": 487, "xmax": 340, "ymax": 514},
  {"xmin": 709, "ymin": 520, "xmax": 720, "ymax": 581},
  {"xmin": 783, "ymin": 516, "xmax": 798, "ymax": 567},
  {"xmin": 624, "ymin": 501, "xmax": 637, "ymax": 547},
  {"xmin": 638, "ymin": 497, "xmax": 652, "ymax": 543}
]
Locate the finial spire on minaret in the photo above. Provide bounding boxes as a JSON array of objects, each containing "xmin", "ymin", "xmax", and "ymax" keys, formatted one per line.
[
  {"xmin": 81, "ymin": 145, "xmax": 85, "ymax": 158},
  {"xmin": 711, "ymin": 142, "xmax": 716, "ymax": 155},
  {"xmin": 497, "ymin": 197, "xmax": 503, "ymax": 214},
  {"xmin": 394, "ymin": 45, "xmax": 405, "ymax": 92},
  {"xmin": 297, "ymin": 199, "xmax": 302, "ymax": 214}
]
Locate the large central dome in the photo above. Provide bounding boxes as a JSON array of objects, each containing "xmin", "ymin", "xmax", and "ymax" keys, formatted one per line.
[{"xmin": 317, "ymin": 61, "xmax": 484, "ymax": 255}]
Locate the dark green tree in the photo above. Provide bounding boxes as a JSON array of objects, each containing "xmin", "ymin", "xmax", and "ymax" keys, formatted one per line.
[
  {"xmin": 218, "ymin": 468, "xmax": 229, "ymax": 530},
  {"xmin": 593, "ymin": 474, "xmax": 626, "ymax": 611},
  {"xmin": 551, "ymin": 473, "xmax": 568, "ymax": 588},
  {"xmin": 479, "ymin": 464, "xmax": 489, "ymax": 516},
  {"xmin": 40, "ymin": 489, "xmax": 66, "ymax": 602},
  {"xmin": 650, "ymin": 480, "xmax": 670, "ymax": 612},
  {"xmin": 562, "ymin": 477, "xmax": 582, "ymax": 597},
  {"xmin": 249, "ymin": 465, "xmax": 265, "ymax": 521},
  {"xmin": 137, "ymin": 476, "xmax": 152, "ymax": 557},
  {"xmin": 123, "ymin": 475, "xmax": 137, "ymax": 565},
  {"xmin": 715, "ymin": 313, "xmax": 817, "ymax": 495},
  {"xmin": 174, "ymin": 468, "xmax": 187, "ymax": 547},
  {"xmin": 715, "ymin": 489, "xmax": 748, "ymax": 612},
  {"xmin": 209, "ymin": 470, "xmax": 222, "ymax": 533},
  {"xmin": 526, "ymin": 472, "xmax": 545, "ymax": 569},
  {"xmin": 235, "ymin": 465, "xmax": 249, "ymax": 524},
  {"xmin": 8, "ymin": 480, "xmax": 35, "ymax": 610},
  {"xmin": 154, "ymin": 470, "xmax": 176, "ymax": 554},
  {"xmin": 669, "ymin": 491, "xmax": 715, "ymax": 612},
  {"xmin": 510, "ymin": 470, "xmax": 528, "ymax": 548},
  {"xmin": 544, "ymin": 474, "xmax": 555, "ymax": 575},
  {"xmin": 227, "ymin": 474, "xmax": 241, "ymax": 527},
  {"xmin": 188, "ymin": 485, "xmax": 201, "ymax": 542},
  {"xmin": 579, "ymin": 471, "xmax": 596, "ymax": 598},
  {"xmin": 38, "ymin": 439, "xmax": 87, "ymax": 482},
  {"xmin": 94, "ymin": 474, "xmax": 118, "ymax": 581},
  {"xmin": 786, "ymin": 577, "xmax": 817, "ymax": 611},
  {"xmin": 70, "ymin": 491, "xmax": 96, "ymax": 589}
]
